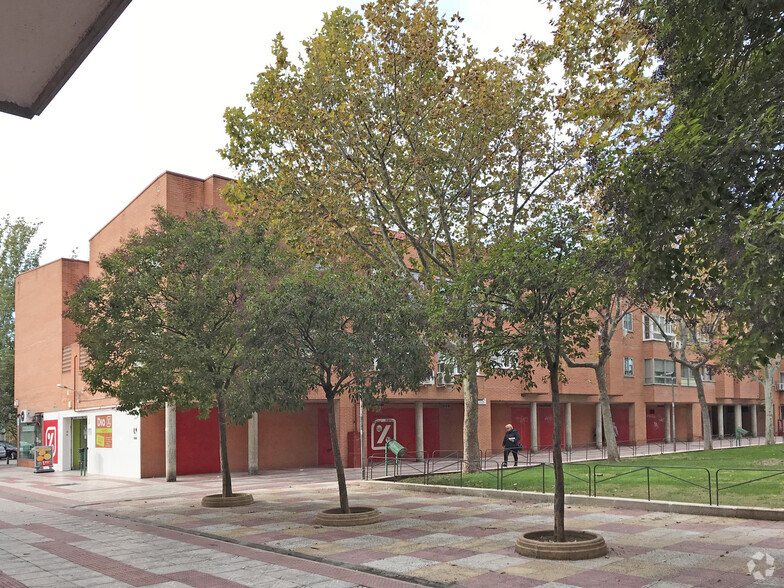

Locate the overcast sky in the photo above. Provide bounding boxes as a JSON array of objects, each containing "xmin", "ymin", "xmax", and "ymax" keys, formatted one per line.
[{"xmin": 0, "ymin": 1, "xmax": 552, "ymax": 265}]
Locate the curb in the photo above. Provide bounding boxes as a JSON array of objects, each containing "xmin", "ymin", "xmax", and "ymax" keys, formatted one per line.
[{"xmin": 362, "ymin": 479, "xmax": 784, "ymax": 521}]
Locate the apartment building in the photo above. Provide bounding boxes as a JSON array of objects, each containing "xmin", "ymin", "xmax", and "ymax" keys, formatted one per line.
[{"xmin": 13, "ymin": 171, "xmax": 783, "ymax": 477}]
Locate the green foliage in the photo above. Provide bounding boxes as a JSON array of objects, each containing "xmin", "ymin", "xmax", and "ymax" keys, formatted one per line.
[
  {"xmin": 67, "ymin": 209, "xmax": 283, "ymax": 420},
  {"xmin": 467, "ymin": 208, "xmax": 600, "ymax": 383},
  {"xmin": 249, "ymin": 263, "xmax": 431, "ymax": 406},
  {"xmin": 249, "ymin": 261, "xmax": 430, "ymax": 510},
  {"xmin": 0, "ymin": 216, "xmax": 44, "ymax": 439},
  {"xmin": 222, "ymin": 0, "xmax": 565, "ymax": 271},
  {"xmin": 607, "ymin": 0, "xmax": 784, "ymax": 364}
]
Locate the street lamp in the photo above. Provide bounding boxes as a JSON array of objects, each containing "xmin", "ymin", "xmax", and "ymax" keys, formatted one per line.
[{"xmin": 57, "ymin": 384, "xmax": 81, "ymax": 403}]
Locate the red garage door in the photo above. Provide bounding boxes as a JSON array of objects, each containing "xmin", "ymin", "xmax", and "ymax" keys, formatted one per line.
[
  {"xmin": 538, "ymin": 405, "xmax": 565, "ymax": 448},
  {"xmin": 610, "ymin": 405, "xmax": 630, "ymax": 443},
  {"xmin": 176, "ymin": 408, "xmax": 220, "ymax": 475},
  {"xmin": 646, "ymin": 405, "xmax": 666, "ymax": 442},
  {"xmin": 510, "ymin": 406, "xmax": 531, "ymax": 450}
]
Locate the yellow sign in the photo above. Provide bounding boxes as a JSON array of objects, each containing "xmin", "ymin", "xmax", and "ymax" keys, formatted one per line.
[{"xmin": 96, "ymin": 414, "xmax": 113, "ymax": 448}]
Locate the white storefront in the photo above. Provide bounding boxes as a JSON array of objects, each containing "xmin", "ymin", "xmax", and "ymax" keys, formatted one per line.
[{"xmin": 40, "ymin": 408, "xmax": 142, "ymax": 478}]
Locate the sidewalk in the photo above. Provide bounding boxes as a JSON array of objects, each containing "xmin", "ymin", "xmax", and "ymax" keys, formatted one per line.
[{"xmin": 2, "ymin": 462, "xmax": 783, "ymax": 587}]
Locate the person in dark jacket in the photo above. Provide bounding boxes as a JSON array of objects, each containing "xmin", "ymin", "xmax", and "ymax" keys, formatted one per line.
[{"xmin": 502, "ymin": 423, "xmax": 522, "ymax": 467}]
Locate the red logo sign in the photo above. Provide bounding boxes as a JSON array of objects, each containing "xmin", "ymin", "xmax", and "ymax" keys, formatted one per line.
[{"xmin": 43, "ymin": 419, "xmax": 58, "ymax": 464}]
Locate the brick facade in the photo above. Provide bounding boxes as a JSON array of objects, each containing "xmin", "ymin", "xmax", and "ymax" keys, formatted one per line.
[{"xmin": 14, "ymin": 171, "xmax": 784, "ymax": 477}]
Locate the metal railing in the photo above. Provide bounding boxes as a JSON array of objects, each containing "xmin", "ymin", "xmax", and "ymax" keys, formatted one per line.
[
  {"xmin": 371, "ymin": 454, "xmax": 784, "ymax": 508},
  {"xmin": 715, "ymin": 468, "xmax": 784, "ymax": 506},
  {"xmin": 593, "ymin": 464, "xmax": 712, "ymax": 504}
]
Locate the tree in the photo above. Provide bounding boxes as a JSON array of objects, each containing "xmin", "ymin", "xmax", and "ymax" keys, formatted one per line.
[
  {"xmin": 564, "ymin": 290, "xmax": 636, "ymax": 462},
  {"xmin": 607, "ymin": 1, "xmax": 784, "ymax": 364},
  {"xmin": 466, "ymin": 208, "xmax": 599, "ymax": 542},
  {"xmin": 726, "ymin": 349, "xmax": 782, "ymax": 446},
  {"xmin": 249, "ymin": 263, "xmax": 431, "ymax": 513},
  {"xmin": 67, "ymin": 209, "xmax": 284, "ymax": 498},
  {"xmin": 645, "ymin": 310, "xmax": 725, "ymax": 451},
  {"xmin": 222, "ymin": 0, "xmax": 670, "ymax": 472},
  {"xmin": 0, "ymin": 216, "xmax": 45, "ymax": 439},
  {"xmin": 220, "ymin": 0, "xmax": 577, "ymax": 473},
  {"xmin": 749, "ymin": 356, "xmax": 782, "ymax": 446}
]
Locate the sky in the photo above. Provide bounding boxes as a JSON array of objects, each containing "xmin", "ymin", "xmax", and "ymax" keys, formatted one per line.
[{"xmin": 0, "ymin": 1, "xmax": 552, "ymax": 265}]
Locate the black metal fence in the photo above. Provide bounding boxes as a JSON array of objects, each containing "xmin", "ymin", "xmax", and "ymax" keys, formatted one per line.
[{"xmin": 370, "ymin": 455, "xmax": 784, "ymax": 507}]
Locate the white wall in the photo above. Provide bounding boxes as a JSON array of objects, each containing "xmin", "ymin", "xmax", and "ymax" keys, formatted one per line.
[{"xmin": 43, "ymin": 409, "xmax": 142, "ymax": 478}]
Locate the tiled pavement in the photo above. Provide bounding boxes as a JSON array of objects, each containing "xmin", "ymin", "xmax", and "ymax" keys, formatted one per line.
[{"xmin": 1, "ymin": 464, "xmax": 784, "ymax": 587}]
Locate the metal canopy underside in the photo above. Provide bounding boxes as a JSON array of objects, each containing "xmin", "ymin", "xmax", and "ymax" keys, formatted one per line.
[{"xmin": 0, "ymin": 0, "xmax": 131, "ymax": 118}]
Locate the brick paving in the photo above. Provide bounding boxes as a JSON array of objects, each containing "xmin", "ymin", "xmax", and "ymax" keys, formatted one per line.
[{"xmin": 1, "ymin": 462, "xmax": 784, "ymax": 587}]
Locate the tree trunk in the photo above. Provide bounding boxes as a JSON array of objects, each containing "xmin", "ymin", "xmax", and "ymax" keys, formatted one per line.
[
  {"xmin": 693, "ymin": 368, "xmax": 713, "ymax": 450},
  {"xmin": 326, "ymin": 393, "xmax": 350, "ymax": 513},
  {"xmin": 595, "ymin": 364, "xmax": 620, "ymax": 462},
  {"xmin": 215, "ymin": 389, "xmax": 233, "ymax": 497},
  {"xmin": 462, "ymin": 366, "xmax": 482, "ymax": 474},
  {"xmin": 550, "ymin": 363, "xmax": 565, "ymax": 542}
]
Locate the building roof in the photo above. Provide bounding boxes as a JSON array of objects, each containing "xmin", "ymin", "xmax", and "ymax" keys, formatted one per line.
[{"xmin": 0, "ymin": 0, "xmax": 131, "ymax": 118}]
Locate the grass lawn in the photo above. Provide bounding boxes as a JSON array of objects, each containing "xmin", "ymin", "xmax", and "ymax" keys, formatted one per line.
[{"xmin": 400, "ymin": 445, "xmax": 784, "ymax": 508}]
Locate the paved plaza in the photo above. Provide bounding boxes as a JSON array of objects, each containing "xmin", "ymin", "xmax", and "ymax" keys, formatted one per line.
[{"xmin": 1, "ymin": 461, "xmax": 783, "ymax": 587}]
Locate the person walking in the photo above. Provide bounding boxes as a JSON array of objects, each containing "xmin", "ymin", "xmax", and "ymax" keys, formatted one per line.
[{"xmin": 502, "ymin": 423, "xmax": 522, "ymax": 467}]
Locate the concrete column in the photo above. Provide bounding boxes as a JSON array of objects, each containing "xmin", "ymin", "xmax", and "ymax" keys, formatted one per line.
[
  {"xmin": 751, "ymin": 404, "xmax": 758, "ymax": 437},
  {"xmin": 415, "ymin": 401, "xmax": 424, "ymax": 461},
  {"xmin": 717, "ymin": 405, "xmax": 724, "ymax": 439},
  {"xmin": 565, "ymin": 403, "xmax": 573, "ymax": 450},
  {"xmin": 595, "ymin": 403, "xmax": 603, "ymax": 449},
  {"xmin": 248, "ymin": 413, "xmax": 259, "ymax": 475},
  {"xmin": 735, "ymin": 404, "xmax": 743, "ymax": 431},
  {"xmin": 165, "ymin": 402, "xmax": 176, "ymax": 482},
  {"xmin": 664, "ymin": 404, "xmax": 672, "ymax": 443},
  {"xmin": 530, "ymin": 402, "xmax": 539, "ymax": 452}
]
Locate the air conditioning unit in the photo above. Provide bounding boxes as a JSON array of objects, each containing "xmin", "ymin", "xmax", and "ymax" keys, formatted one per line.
[
  {"xmin": 671, "ymin": 340, "xmax": 682, "ymax": 349},
  {"xmin": 777, "ymin": 383, "xmax": 784, "ymax": 391},
  {"xmin": 19, "ymin": 410, "xmax": 34, "ymax": 423},
  {"xmin": 420, "ymin": 371, "xmax": 435, "ymax": 386},
  {"xmin": 436, "ymin": 372, "xmax": 454, "ymax": 386}
]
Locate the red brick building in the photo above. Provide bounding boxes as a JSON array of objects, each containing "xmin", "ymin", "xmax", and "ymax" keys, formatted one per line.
[{"xmin": 14, "ymin": 171, "xmax": 784, "ymax": 477}]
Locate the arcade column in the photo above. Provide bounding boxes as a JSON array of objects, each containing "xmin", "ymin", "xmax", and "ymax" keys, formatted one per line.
[
  {"xmin": 531, "ymin": 402, "xmax": 539, "ymax": 452},
  {"xmin": 248, "ymin": 413, "xmax": 259, "ymax": 475},
  {"xmin": 165, "ymin": 402, "xmax": 176, "ymax": 482},
  {"xmin": 415, "ymin": 401, "xmax": 424, "ymax": 461}
]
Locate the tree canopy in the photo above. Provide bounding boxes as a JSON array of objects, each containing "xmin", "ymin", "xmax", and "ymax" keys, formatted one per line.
[
  {"xmin": 220, "ymin": 0, "xmax": 658, "ymax": 473},
  {"xmin": 607, "ymin": 0, "xmax": 784, "ymax": 364},
  {"xmin": 67, "ymin": 209, "xmax": 284, "ymax": 496},
  {"xmin": 460, "ymin": 207, "xmax": 600, "ymax": 541},
  {"xmin": 249, "ymin": 262, "xmax": 431, "ymax": 512},
  {"xmin": 0, "ymin": 216, "xmax": 45, "ymax": 439}
]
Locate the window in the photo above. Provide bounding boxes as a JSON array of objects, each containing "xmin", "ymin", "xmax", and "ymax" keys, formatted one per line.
[
  {"xmin": 701, "ymin": 365, "xmax": 716, "ymax": 382},
  {"xmin": 490, "ymin": 349, "xmax": 518, "ymax": 370},
  {"xmin": 644, "ymin": 358, "xmax": 676, "ymax": 385},
  {"xmin": 623, "ymin": 357, "xmax": 634, "ymax": 377},
  {"xmin": 681, "ymin": 365, "xmax": 697, "ymax": 386},
  {"xmin": 436, "ymin": 352, "xmax": 461, "ymax": 386},
  {"xmin": 642, "ymin": 313, "xmax": 676, "ymax": 342},
  {"xmin": 622, "ymin": 313, "xmax": 633, "ymax": 334}
]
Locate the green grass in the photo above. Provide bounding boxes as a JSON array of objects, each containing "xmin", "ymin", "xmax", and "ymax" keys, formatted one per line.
[{"xmin": 399, "ymin": 445, "xmax": 784, "ymax": 508}]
